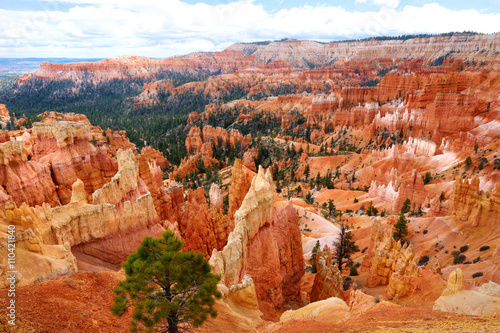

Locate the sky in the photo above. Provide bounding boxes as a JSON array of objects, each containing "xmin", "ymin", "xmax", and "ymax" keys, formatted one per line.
[{"xmin": 0, "ymin": 0, "xmax": 499, "ymax": 58}]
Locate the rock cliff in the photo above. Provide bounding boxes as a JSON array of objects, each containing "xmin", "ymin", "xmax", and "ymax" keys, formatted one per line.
[
  {"xmin": 0, "ymin": 140, "xmax": 60, "ymax": 207},
  {"xmin": 209, "ymin": 167, "xmax": 304, "ymax": 317},
  {"xmin": 32, "ymin": 121, "xmax": 118, "ymax": 204}
]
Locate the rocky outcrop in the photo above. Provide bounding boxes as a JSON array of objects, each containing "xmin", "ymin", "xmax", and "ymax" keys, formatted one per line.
[
  {"xmin": 310, "ymin": 245, "xmax": 343, "ymax": 302},
  {"xmin": 210, "ymin": 167, "xmax": 304, "ymax": 317},
  {"xmin": 368, "ymin": 169, "xmax": 427, "ymax": 214},
  {"xmin": 209, "ymin": 166, "xmax": 276, "ymax": 284},
  {"xmin": 186, "ymin": 125, "xmax": 252, "ymax": 156},
  {"xmin": 185, "ymin": 127, "xmax": 203, "ymax": 154},
  {"xmin": 361, "ymin": 220, "xmax": 388, "ymax": 272},
  {"xmin": 242, "ymin": 148, "xmax": 258, "ymax": 171},
  {"xmin": 0, "ymin": 202, "xmax": 77, "ymax": 287},
  {"xmin": 209, "ymin": 183, "xmax": 223, "ymax": 211},
  {"xmin": 138, "ymin": 146, "xmax": 169, "ymax": 169},
  {"xmin": 180, "ymin": 188, "xmax": 226, "ymax": 258},
  {"xmin": 228, "ymin": 159, "xmax": 252, "ymax": 220},
  {"xmin": 0, "ymin": 104, "xmax": 10, "ymax": 127},
  {"xmin": 280, "ymin": 297, "xmax": 349, "ymax": 324},
  {"xmin": 441, "ymin": 268, "xmax": 465, "ymax": 296},
  {"xmin": 162, "ymin": 182, "xmax": 185, "ymax": 225},
  {"xmin": 32, "ymin": 121, "xmax": 118, "ymax": 204},
  {"xmin": 451, "ymin": 177, "xmax": 500, "ymax": 229},
  {"xmin": 433, "ymin": 270, "xmax": 500, "ymax": 316},
  {"xmin": 0, "ymin": 140, "xmax": 60, "ymax": 207},
  {"xmin": 226, "ymin": 274, "xmax": 260, "ymax": 310},
  {"xmin": 92, "ymin": 150, "xmax": 149, "ymax": 211},
  {"xmin": 0, "ymin": 145, "xmax": 164, "ymax": 287},
  {"xmin": 366, "ymin": 227, "xmax": 418, "ymax": 289}
]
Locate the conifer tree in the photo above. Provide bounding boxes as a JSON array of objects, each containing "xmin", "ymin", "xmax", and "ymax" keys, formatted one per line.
[
  {"xmin": 326, "ymin": 199, "xmax": 336, "ymax": 219},
  {"xmin": 334, "ymin": 222, "xmax": 360, "ymax": 272},
  {"xmin": 393, "ymin": 213, "xmax": 409, "ymax": 241},
  {"xmin": 303, "ymin": 164, "xmax": 310, "ymax": 180},
  {"xmin": 311, "ymin": 240, "xmax": 321, "ymax": 273},
  {"xmin": 401, "ymin": 198, "xmax": 411, "ymax": 214},
  {"xmin": 111, "ymin": 231, "xmax": 222, "ymax": 333}
]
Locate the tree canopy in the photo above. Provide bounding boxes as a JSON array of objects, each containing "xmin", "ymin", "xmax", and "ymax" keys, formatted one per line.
[
  {"xmin": 111, "ymin": 231, "xmax": 222, "ymax": 333},
  {"xmin": 393, "ymin": 213, "xmax": 409, "ymax": 242},
  {"xmin": 334, "ymin": 221, "xmax": 360, "ymax": 272}
]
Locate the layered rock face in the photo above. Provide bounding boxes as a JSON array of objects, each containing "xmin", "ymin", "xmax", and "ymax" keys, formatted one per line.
[
  {"xmin": 0, "ymin": 202, "xmax": 77, "ymax": 287},
  {"xmin": 368, "ymin": 169, "xmax": 427, "ymax": 214},
  {"xmin": 179, "ymin": 188, "xmax": 232, "ymax": 258},
  {"xmin": 20, "ymin": 33, "xmax": 500, "ymax": 87},
  {"xmin": 32, "ymin": 121, "xmax": 118, "ymax": 204},
  {"xmin": 0, "ymin": 144, "xmax": 168, "ymax": 286},
  {"xmin": 41, "ymin": 150, "xmax": 161, "ymax": 265},
  {"xmin": 185, "ymin": 125, "xmax": 251, "ymax": 155},
  {"xmin": 210, "ymin": 167, "xmax": 304, "ymax": 317},
  {"xmin": 228, "ymin": 159, "xmax": 253, "ymax": 220},
  {"xmin": 0, "ymin": 140, "xmax": 60, "ymax": 207}
]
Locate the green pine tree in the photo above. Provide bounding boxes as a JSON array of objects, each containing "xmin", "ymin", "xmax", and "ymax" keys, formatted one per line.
[
  {"xmin": 311, "ymin": 240, "xmax": 321, "ymax": 273},
  {"xmin": 393, "ymin": 213, "xmax": 409, "ymax": 241},
  {"xmin": 304, "ymin": 164, "xmax": 310, "ymax": 180},
  {"xmin": 401, "ymin": 198, "xmax": 411, "ymax": 214},
  {"xmin": 334, "ymin": 222, "xmax": 360, "ymax": 272},
  {"xmin": 111, "ymin": 231, "xmax": 222, "ymax": 333}
]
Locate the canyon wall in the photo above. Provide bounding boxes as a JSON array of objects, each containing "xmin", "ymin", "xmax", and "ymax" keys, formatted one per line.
[{"xmin": 210, "ymin": 167, "xmax": 304, "ymax": 317}]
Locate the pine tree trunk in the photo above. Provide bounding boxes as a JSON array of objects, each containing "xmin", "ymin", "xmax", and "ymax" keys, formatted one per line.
[{"xmin": 167, "ymin": 311, "xmax": 179, "ymax": 333}]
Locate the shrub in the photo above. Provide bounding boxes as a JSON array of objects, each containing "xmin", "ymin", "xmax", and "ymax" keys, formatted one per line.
[
  {"xmin": 479, "ymin": 246, "xmax": 490, "ymax": 252},
  {"xmin": 465, "ymin": 156, "xmax": 472, "ymax": 167},
  {"xmin": 472, "ymin": 272, "xmax": 484, "ymax": 278},
  {"xmin": 305, "ymin": 192, "xmax": 314, "ymax": 204},
  {"xmin": 423, "ymin": 229, "xmax": 428, "ymax": 235},
  {"xmin": 354, "ymin": 197, "xmax": 358, "ymax": 203},
  {"xmin": 459, "ymin": 245, "xmax": 469, "ymax": 253},
  {"xmin": 473, "ymin": 256, "xmax": 481, "ymax": 264},
  {"xmin": 458, "ymin": 254, "xmax": 466, "ymax": 264},
  {"xmin": 452, "ymin": 251, "xmax": 461, "ymax": 264},
  {"xmin": 423, "ymin": 172, "xmax": 432, "ymax": 184},
  {"xmin": 361, "ymin": 247, "xmax": 368, "ymax": 254},
  {"xmin": 349, "ymin": 266, "xmax": 359, "ymax": 276},
  {"xmin": 418, "ymin": 255, "xmax": 430, "ymax": 266},
  {"xmin": 401, "ymin": 198, "xmax": 411, "ymax": 214}
]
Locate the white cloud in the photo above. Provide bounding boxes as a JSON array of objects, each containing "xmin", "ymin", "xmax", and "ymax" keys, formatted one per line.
[
  {"xmin": 373, "ymin": 0, "xmax": 401, "ymax": 9},
  {"xmin": 0, "ymin": 1, "xmax": 498, "ymax": 57},
  {"xmin": 355, "ymin": 0, "xmax": 400, "ymax": 8}
]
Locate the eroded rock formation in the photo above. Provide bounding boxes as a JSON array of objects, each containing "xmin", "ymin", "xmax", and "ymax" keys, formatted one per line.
[
  {"xmin": 210, "ymin": 167, "xmax": 304, "ymax": 317},
  {"xmin": 310, "ymin": 245, "xmax": 343, "ymax": 302},
  {"xmin": 32, "ymin": 121, "xmax": 118, "ymax": 204},
  {"xmin": 366, "ymin": 226, "xmax": 418, "ymax": 290},
  {"xmin": 451, "ymin": 177, "xmax": 500, "ymax": 229},
  {"xmin": 0, "ymin": 140, "xmax": 60, "ymax": 207}
]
